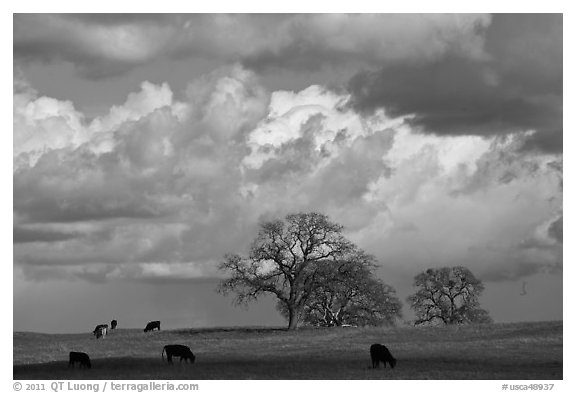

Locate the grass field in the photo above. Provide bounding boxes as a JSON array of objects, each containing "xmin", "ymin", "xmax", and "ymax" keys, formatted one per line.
[{"xmin": 13, "ymin": 321, "xmax": 562, "ymax": 380}]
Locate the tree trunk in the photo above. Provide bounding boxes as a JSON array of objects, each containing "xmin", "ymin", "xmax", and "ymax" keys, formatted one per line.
[
  {"xmin": 333, "ymin": 309, "xmax": 342, "ymax": 326},
  {"xmin": 287, "ymin": 307, "xmax": 299, "ymax": 330}
]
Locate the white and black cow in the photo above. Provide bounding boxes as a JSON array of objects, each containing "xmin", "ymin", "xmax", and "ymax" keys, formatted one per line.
[
  {"xmin": 93, "ymin": 324, "xmax": 108, "ymax": 336},
  {"xmin": 94, "ymin": 325, "xmax": 107, "ymax": 339}
]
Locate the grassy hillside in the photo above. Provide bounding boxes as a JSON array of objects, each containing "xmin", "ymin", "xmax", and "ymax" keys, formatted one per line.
[{"xmin": 13, "ymin": 321, "xmax": 562, "ymax": 380}]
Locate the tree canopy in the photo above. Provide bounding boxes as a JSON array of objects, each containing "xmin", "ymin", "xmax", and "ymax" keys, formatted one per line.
[
  {"xmin": 286, "ymin": 250, "xmax": 402, "ymax": 327},
  {"xmin": 407, "ymin": 266, "xmax": 492, "ymax": 325},
  {"xmin": 218, "ymin": 212, "xmax": 400, "ymax": 329}
]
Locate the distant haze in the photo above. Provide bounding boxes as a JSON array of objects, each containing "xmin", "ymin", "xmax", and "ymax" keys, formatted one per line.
[{"xmin": 13, "ymin": 14, "xmax": 562, "ymax": 333}]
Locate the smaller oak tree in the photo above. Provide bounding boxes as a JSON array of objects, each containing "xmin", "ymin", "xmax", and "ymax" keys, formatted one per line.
[
  {"xmin": 286, "ymin": 250, "xmax": 402, "ymax": 327},
  {"xmin": 408, "ymin": 266, "xmax": 492, "ymax": 325}
]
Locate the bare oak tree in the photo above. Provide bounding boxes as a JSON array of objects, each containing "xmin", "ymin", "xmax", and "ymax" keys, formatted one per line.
[
  {"xmin": 407, "ymin": 266, "xmax": 492, "ymax": 325},
  {"xmin": 217, "ymin": 212, "xmax": 356, "ymax": 330}
]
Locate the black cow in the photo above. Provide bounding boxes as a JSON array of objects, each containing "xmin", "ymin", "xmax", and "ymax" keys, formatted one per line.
[
  {"xmin": 68, "ymin": 351, "xmax": 91, "ymax": 369},
  {"xmin": 162, "ymin": 345, "xmax": 196, "ymax": 364},
  {"xmin": 111, "ymin": 320, "xmax": 118, "ymax": 330},
  {"xmin": 144, "ymin": 320, "xmax": 161, "ymax": 332},
  {"xmin": 370, "ymin": 343, "xmax": 396, "ymax": 369}
]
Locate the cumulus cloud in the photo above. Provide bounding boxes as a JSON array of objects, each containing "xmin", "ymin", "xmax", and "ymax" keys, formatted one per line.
[
  {"xmin": 14, "ymin": 14, "xmax": 491, "ymax": 78},
  {"xmin": 13, "ymin": 64, "xmax": 562, "ymax": 286},
  {"xmin": 13, "ymin": 65, "xmax": 271, "ymax": 283},
  {"xmin": 13, "ymin": 69, "xmax": 87, "ymax": 162},
  {"xmin": 338, "ymin": 123, "xmax": 562, "ymax": 285},
  {"xmin": 348, "ymin": 14, "xmax": 562, "ymax": 154},
  {"xmin": 89, "ymin": 81, "xmax": 173, "ymax": 133}
]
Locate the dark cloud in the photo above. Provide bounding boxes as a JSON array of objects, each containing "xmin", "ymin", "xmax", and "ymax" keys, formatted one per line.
[
  {"xmin": 519, "ymin": 129, "xmax": 563, "ymax": 154},
  {"xmin": 19, "ymin": 265, "xmax": 74, "ymax": 282},
  {"xmin": 240, "ymin": 14, "xmax": 490, "ymax": 73},
  {"xmin": 480, "ymin": 261, "xmax": 562, "ymax": 283},
  {"xmin": 16, "ymin": 254, "xmax": 123, "ymax": 267},
  {"xmin": 14, "ymin": 14, "xmax": 490, "ymax": 80},
  {"xmin": 548, "ymin": 216, "xmax": 563, "ymax": 244},
  {"xmin": 348, "ymin": 14, "xmax": 562, "ymax": 153},
  {"xmin": 13, "ymin": 226, "xmax": 83, "ymax": 244},
  {"xmin": 13, "ymin": 14, "xmax": 167, "ymax": 79},
  {"xmin": 13, "ymin": 148, "xmax": 171, "ymax": 224},
  {"xmin": 14, "ymin": 45, "xmax": 140, "ymax": 81},
  {"xmin": 64, "ymin": 14, "xmax": 176, "ymax": 26},
  {"xmin": 117, "ymin": 275, "xmax": 219, "ymax": 286},
  {"xmin": 243, "ymin": 42, "xmax": 365, "ymax": 73}
]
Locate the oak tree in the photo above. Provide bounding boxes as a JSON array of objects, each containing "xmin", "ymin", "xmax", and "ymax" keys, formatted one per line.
[
  {"xmin": 407, "ymin": 266, "xmax": 492, "ymax": 325},
  {"xmin": 218, "ymin": 212, "xmax": 356, "ymax": 330},
  {"xmin": 292, "ymin": 250, "xmax": 402, "ymax": 327}
]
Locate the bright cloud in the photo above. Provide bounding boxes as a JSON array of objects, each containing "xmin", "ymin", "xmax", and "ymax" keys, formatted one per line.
[{"xmin": 13, "ymin": 64, "xmax": 562, "ymax": 288}]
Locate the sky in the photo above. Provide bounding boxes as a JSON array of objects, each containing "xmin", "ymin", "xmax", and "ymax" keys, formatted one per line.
[{"xmin": 12, "ymin": 13, "xmax": 563, "ymax": 333}]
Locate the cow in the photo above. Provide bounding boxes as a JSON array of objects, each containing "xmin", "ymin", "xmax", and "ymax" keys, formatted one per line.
[
  {"xmin": 370, "ymin": 344, "xmax": 396, "ymax": 369},
  {"xmin": 162, "ymin": 345, "xmax": 195, "ymax": 364},
  {"xmin": 68, "ymin": 351, "xmax": 91, "ymax": 369},
  {"xmin": 111, "ymin": 320, "xmax": 118, "ymax": 330},
  {"xmin": 144, "ymin": 320, "xmax": 161, "ymax": 332},
  {"xmin": 95, "ymin": 326, "xmax": 107, "ymax": 339},
  {"xmin": 93, "ymin": 324, "xmax": 108, "ymax": 336}
]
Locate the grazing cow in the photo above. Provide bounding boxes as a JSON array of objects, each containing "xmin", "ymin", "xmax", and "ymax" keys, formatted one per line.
[
  {"xmin": 370, "ymin": 344, "xmax": 397, "ymax": 369},
  {"xmin": 162, "ymin": 345, "xmax": 195, "ymax": 364},
  {"xmin": 111, "ymin": 320, "xmax": 118, "ymax": 330},
  {"xmin": 68, "ymin": 351, "xmax": 91, "ymax": 369},
  {"xmin": 95, "ymin": 326, "xmax": 107, "ymax": 339},
  {"xmin": 144, "ymin": 320, "xmax": 161, "ymax": 332}
]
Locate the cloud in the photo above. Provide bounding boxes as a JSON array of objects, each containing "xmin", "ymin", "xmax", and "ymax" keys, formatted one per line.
[
  {"xmin": 13, "ymin": 65, "xmax": 562, "ymax": 286},
  {"xmin": 236, "ymin": 14, "xmax": 491, "ymax": 71},
  {"xmin": 14, "ymin": 14, "xmax": 491, "ymax": 79},
  {"xmin": 13, "ymin": 226, "xmax": 83, "ymax": 244},
  {"xmin": 13, "ymin": 65, "xmax": 271, "ymax": 281},
  {"xmin": 13, "ymin": 70, "xmax": 87, "ymax": 162},
  {"xmin": 181, "ymin": 65, "xmax": 270, "ymax": 142},
  {"xmin": 19, "ymin": 262, "xmax": 219, "ymax": 284},
  {"xmin": 89, "ymin": 81, "xmax": 173, "ymax": 133},
  {"xmin": 548, "ymin": 216, "xmax": 563, "ymax": 244},
  {"xmin": 348, "ymin": 14, "xmax": 562, "ymax": 153},
  {"xmin": 346, "ymin": 127, "xmax": 562, "ymax": 283},
  {"xmin": 14, "ymin": 14, "xmax": 177, "ymax": 78}
]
